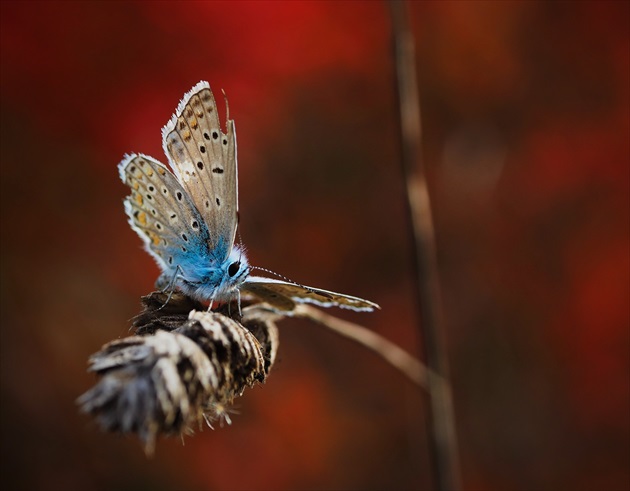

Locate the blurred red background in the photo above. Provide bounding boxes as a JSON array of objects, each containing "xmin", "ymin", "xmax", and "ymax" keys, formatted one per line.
[{"xmin": 1, "ymin": 1, "xmax": 628, "ymax": 490}]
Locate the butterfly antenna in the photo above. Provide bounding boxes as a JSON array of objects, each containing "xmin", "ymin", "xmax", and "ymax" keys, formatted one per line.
[{"xmin": 250, "ymin": 266, "xmax": 316, "ymax": 293}]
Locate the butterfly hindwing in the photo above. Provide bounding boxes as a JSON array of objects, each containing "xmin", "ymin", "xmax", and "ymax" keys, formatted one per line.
[
  {"xmin": 161, "ymin": 81, "xmax": 238, "ymax": 261},
  {"xmin": 119, "ymin": 153, "xmax": 211, "ymax": 277},
  {"xmin": 241, "ymin": 276, "xmax": 379, "ymax": 312}
]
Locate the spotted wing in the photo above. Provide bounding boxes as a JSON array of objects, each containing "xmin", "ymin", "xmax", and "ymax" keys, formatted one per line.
[
  {"xmin": 118, "ymin": 153, "xmax": 211, "ymax": 278},
  {"xmin": 161, "ymin": 81, "xmax": 238, "ymax": 262},
  {"xmin": 241, "ymin": 276, "xmax": 380, "ymax": 312}
]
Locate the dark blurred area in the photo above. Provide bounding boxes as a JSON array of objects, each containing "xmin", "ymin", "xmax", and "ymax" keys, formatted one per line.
[{"xmin": 1, "ymin": 1, "xmax": 628, "ymax": 490}]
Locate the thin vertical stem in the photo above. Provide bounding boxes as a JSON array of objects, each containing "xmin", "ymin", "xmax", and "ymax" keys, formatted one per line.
[{"xmin": 389, "ymin": 1, "xmax": 461, "ymax": 490}]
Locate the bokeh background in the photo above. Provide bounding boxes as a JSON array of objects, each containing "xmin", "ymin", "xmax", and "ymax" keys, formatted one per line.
[{"xmin": 1, "ymin": 1, "xmax": 628, "ymax": 490}]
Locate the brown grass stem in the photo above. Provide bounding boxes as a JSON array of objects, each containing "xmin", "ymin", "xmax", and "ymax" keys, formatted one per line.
[
  {"xmin": 389, "ymin": 1, "xmax": 461, "ymax": 489},
  {"xmin": 293, "ymin": 304, "xmax": 429, "ymax": 388}
]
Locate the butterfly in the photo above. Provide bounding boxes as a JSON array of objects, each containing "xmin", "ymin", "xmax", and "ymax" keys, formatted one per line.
[{"xmin": 118, "ymin": 81, "xmax": 378, "ymax": 313}]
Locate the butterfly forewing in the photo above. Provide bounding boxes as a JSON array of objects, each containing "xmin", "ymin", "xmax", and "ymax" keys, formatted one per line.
[
  {"xmin": 161, "ymin": 82, "xmax": 238, "ymax": 261},
  {"xmin": 119, "ymin": 153, "xmax": 211, "ymax": 276}
]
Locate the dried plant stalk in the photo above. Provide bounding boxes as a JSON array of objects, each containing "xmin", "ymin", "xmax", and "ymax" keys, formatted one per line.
[
  {"xmin": 390, "ymin": 1, "xmax": 461, "ymax": 489},
  {"xmin": 294, "ymin": 304, "xmax": 429, "ymax": 388},
  {"xmin": 79, "ymin": 292, "xmax": 427, "ymax": 456}
]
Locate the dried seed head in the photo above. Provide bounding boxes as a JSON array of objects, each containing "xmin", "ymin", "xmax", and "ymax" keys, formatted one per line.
[{"xmin": 77, "ymin": 292, "xmax": 279, "ymax": 454}]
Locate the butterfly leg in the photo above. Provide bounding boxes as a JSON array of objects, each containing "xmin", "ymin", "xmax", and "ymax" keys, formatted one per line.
[
  {"xmin": 222, "ymin": 289, "xmax": 242, "ymax": 318},
  {"xmin": 156, "ymin": 265, "xmax": 184, "ymax": 311},
  {"xmin": 236, "ymin": 289, "xmax": 242, "ymax": 317}
]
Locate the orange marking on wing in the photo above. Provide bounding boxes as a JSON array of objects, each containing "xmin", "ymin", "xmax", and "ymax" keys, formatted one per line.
[{"xmin": 149, "ymin": 232, "xmax": 160, "ymax": 246}]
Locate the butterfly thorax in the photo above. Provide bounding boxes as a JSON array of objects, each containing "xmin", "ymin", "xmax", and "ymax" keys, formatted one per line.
[{"xmin": 176, "ymin": 244, "xmax": 250, "ymax": 303}]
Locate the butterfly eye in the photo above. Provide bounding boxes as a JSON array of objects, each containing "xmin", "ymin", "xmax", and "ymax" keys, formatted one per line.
[{"xmin": 228, "ymin": 261, "xmax": 240, "ymax": 277}]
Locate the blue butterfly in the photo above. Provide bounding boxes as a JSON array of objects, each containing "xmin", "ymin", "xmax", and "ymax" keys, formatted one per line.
[{"xmin": 118, "ymin": 81, "xmax": 378, "ymax": 313}]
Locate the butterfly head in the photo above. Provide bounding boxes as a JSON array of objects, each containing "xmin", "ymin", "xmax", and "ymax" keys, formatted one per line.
[{"xmin": 216, "ymin": 245, "xmax": 250, "ymax": 298}]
